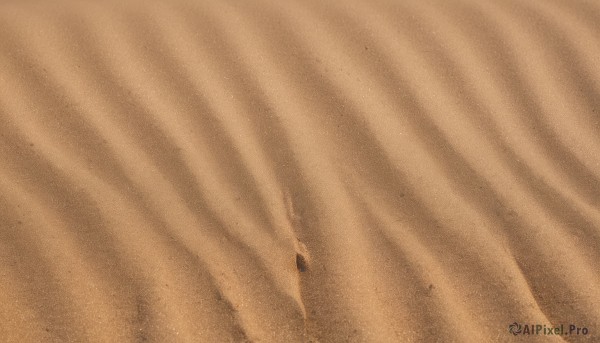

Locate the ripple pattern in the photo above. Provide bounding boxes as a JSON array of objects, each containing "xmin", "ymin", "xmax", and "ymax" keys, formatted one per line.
[{"xmin": 0, "ymin": 0, "xmax": 599, "ymax": 341}]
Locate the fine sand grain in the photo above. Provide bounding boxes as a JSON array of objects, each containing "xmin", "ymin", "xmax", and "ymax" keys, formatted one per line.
[{"xmin": 1, "ymin": 0, "xmax": 599, "ymax": 342}]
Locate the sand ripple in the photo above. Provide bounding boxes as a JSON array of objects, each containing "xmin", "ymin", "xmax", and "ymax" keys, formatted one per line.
[{"xmin": 0, "ymin": 0, "xmax": 599, "ymax": 341}]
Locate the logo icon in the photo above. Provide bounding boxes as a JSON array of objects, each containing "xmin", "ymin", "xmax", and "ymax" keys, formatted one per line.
[{"xmin": 509, "ymin": 322, "xmax": 522, "ymax": 335}]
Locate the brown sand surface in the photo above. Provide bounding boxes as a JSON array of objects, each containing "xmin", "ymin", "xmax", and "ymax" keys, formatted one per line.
[{"xmin": 1, "ymin": 0, "xmax": 599, "ymax": 341}]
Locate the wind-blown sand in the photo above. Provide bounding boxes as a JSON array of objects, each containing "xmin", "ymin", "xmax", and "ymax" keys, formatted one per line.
[{"xmin": 1, "ymin": 0, "xmax": 599, "ymax": 341}]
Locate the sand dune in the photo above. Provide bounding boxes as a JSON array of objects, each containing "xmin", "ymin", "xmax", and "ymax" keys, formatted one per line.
[{"xmin": 0, "ymin": 0, "xmax": 599, "ymax": 341}]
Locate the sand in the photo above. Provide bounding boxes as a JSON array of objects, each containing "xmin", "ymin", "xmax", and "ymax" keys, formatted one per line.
[{"xmin": 0, "ymin": 0, "xmax": 599, "ymax": 341}]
